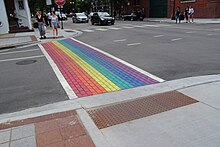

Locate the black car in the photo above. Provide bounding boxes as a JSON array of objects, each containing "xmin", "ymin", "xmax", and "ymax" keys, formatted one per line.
[
  {"xmin": 91, "ymin": 12, "xmax": 114, "ymax": 25},
  {"xmin": 121, "ymin": 12, "xmax": 144, "ymax": 21}
]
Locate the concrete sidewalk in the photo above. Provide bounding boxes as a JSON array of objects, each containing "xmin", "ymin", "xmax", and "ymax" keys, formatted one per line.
[
  {"xmin": 0, "ymin": 74, "xmax": 220, "ymax": 147},
  {"xmin": 0, "ymin": 27, "xmax": 80, "ymax": 49},
  {"xmin": 145, "ymin": 18, "xmax": 220, "ymax": 24}
]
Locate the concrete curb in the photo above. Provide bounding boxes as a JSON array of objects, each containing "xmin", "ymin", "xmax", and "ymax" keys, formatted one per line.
[
  {"xmin": 0, "ymin": 74, "xmax": 219, "ymax": 124},
  {"xmin": 0, "ymin": 41, "xmax": 40, "ymax": 50}
]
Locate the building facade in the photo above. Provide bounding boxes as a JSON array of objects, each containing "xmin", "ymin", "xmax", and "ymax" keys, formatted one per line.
[
  {"xmin": 0, "ymin": 0, "xmax": 32, "ymax": 34},
  {"xmin": 121, "ymin": 0, "xmax": 220, "ymax": 18}
]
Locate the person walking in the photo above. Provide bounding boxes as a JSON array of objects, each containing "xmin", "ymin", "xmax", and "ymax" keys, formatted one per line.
[
  {"xmin": 184, "ymin": 7, "xmax": 189, "ymax": 23},
  {"xmin": 175, "ymin": 6, "xmax": 181, "ymax": 24},
  {"xmin": 51, "ymin": 11, "xmax": 59, "ymax": 38},
  {"xmin": 36, "ymin": 11, "xmax": 46, "ymax": 39},
  {"xmin": 188, "ymin": 6, "xmax": 194, "ymax": 23}
]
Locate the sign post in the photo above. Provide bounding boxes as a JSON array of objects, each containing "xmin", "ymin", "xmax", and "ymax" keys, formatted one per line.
[{"xmin": 55, "ymin": 0, "xmax": 66, "ymax": 29}]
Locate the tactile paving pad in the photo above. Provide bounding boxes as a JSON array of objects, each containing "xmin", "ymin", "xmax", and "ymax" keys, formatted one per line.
[{"xmin": 87, "ymin": 91, "xmax": 198, "ymax": 129}]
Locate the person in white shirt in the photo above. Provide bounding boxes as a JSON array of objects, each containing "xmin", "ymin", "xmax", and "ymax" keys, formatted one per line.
[
  {"xmin": 188, "ymin": 6, "xmax": 194, "ymax": 23},
  {"xmin": 51, "ymin": 11, "xmax": 59, "ymax": 38}
]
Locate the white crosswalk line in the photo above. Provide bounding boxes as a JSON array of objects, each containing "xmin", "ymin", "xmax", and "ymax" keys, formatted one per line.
[
  {"xmin": 96, "ymin": 28, "xmax": 108, "ymax": 31},
  {"xmin": 122, "ymin": 26, "xmax": 134, "ymax": 29},
  {"xmin": 127, "ymin": 43, "xmax": 141, "ymax": 46},
  {"xmin": 143, "ymin": 24, "xmax": 159, "ymax": 27},
  {"xmin": 153, "ymin": 35, "xmax": 164, "ymax": 38},
  {"xmin": 186, "ymin": 31, "xmax": 196, "ymax": 33},
  {"xmin": 114, "ymin": 39, "xmax": 127, "ymax": 42},
  {"xmin": 133, "ymin": 25, "xmax": 145, "ymax": 28},
  {"xmin": 108, "ymin": 27, "xmax": 121, "ymax": 30},
  {"xmin": 82, "ymin": 29, "xmax": 95, "ymax": 32},
  {"xmin": 171, "ymin": 38, "xmax": 182, "ymax": 42}
]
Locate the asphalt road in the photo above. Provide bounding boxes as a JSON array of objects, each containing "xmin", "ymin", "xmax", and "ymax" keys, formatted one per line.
[
  {"xmin": 65, "ymin": 19, "xmax": 220, "ymax": 80},
  {"xmin": 0, "ymin": 19, "xmax": 219, "ymax": 114},
  {"xmin": 0, "ymin": 45, "xmax": 69, "ymax": 114}
]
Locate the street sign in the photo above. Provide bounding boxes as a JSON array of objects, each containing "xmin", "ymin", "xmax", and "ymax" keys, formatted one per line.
[
  {"xmin": 46, "ymin": 0, "xmax": 52, "ymax": 5},
  {"xmin": 55, "ymin": 0, "xmax": 66, "ymax": 6}
]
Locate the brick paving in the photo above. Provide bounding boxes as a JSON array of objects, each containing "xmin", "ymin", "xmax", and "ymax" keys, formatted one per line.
[{"xmin": 0, "ymin": 110, "xmax": 95, "ymax": 147}]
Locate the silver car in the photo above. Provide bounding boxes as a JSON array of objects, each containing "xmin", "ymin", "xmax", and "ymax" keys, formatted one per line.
[{"xmin": 72, "ymin": 13, "xmax": 89, "ymax": 23}]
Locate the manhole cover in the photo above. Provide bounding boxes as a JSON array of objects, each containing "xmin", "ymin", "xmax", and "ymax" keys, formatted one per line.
[{"xmin": 16, "ymin": 60, "xmax": 37, "ymax": 65}]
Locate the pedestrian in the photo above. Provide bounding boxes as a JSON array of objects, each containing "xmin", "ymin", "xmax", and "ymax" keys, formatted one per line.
[
  {"xmin": 175, "ymin": 6, "xmax": 181, "ymax": 24},
  {"xmin": 184, "ymin": 7, "xmax": 189, "ymax": 23},
  {"xmin": 47, "ymin": 12, "xmax": 52, "ymax": 27},
  {"xmin": 10, "ymin": 9, "xmax": 19, "ymax": 27},
  {"xmin": 188, "ymin": 6, "xmax": 194, "ymax": 23},
  {"xmin": 51, "ymin": 11, "xmax": 59, "ymax": 38},
  {"xmin": 36, "ymin": 11, "xmax": 46, "ymax": 39}
]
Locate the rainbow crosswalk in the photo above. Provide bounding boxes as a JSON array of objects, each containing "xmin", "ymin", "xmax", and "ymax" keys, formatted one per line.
[{"xmin": 42, "ymin": 38, "xmax": 161, "ymax": 98}]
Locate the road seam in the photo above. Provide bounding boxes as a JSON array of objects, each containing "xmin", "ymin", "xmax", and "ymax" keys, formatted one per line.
[
  {"xmin": 0, "ymin": 55, "xmax": 44, "ymax": 63},
  {"xmin": 0, "ymin": 49, "xmax": 39, "ymax": 55}
]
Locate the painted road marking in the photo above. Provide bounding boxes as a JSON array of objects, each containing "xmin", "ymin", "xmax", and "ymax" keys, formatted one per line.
[
  {"xmin": 39, "ymin": 44, "xmax": 77, "ymax": 99},
  {"xmin": 153, "ymin": 35, "xmax": 164, "ymax": 38},
  {"xmin": 122, "ymin": 26, "xmax": 134, "ymax": 29},
  {"xmin": 108, "ymin": 27, "xmax": 121, "ymax": 30},
  {"xmin": 0, "ymin": 49, "xmax": 10, "ymax": 53},
  {"xmin": 213, "ymin": 29, "xmax": 220, "ymax": 31},
  {"xmin": 133, "ymin": 25, "xmax": 145, "ymax": 28},
  {"xmin": 0, "ymin": 55, "xmax": 44, "ymax": 63},
  {"xmin": 96, "ymin": 28, "xmax": 108, "ymax": 31},
  {"xmin": 171, "ymin": 38, "xmax": 182, "ymax": 42},
  {"xmin": 41, "ymin": 38, "xmax": 164, "ymax": 98},
  {"xmin": 113, "ymin": 39, "xmax": 127, "ymax": 42},
  {"xmin": 70, "ymin": 38, "xmax": 164, "ymax": 83},
  {"xmin": 143, "ymin": 24, "xmax": 159, "ymax": 27},
  {"xmin": 0, "ymin": 49, "xmax": 39, "ymax": 55},
  {"xmin": 186, "ymin": 31, "xmax": 196, "ymax": 33},
  {"xmin": 207, "ymin": 34, "xmax": 216, "ymax": 36},
  {"xmin": 127, "ymin": 43, "xmax": 142, "ymax": 46},
  {"xmin": 82, "ymin": 29, "xmax": 95, "ymax": 32}
]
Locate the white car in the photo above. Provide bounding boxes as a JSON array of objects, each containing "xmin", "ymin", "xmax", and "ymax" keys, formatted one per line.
[{"xmin": 72, "ymin": 13, "xmax": 89, "ymax": 23}]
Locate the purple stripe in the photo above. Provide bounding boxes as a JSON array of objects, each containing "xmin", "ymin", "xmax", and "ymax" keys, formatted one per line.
[{"xmin": 67, "ymin": 38, "xmax": 159, "ymax": 84}]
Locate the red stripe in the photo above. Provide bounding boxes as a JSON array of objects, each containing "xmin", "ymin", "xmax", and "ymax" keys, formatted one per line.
[{"xmin": 42, "ymin": 42, "xmax": 107, "ymax": 97}]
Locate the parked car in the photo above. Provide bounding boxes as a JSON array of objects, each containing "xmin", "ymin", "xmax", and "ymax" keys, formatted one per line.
[
  {"xmin": 91, "ymin": 12, "xmax": 114, "ymax": 25},
  {"xmin": 72, "ymin": 13, "xmax": 89, "ymax": 23},
  {"xmin": 121, "ymin": 12, "xmax": 144, "ymax": 21}
]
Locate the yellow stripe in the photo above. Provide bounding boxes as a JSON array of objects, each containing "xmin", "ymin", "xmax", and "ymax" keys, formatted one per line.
[{"xmin": 53, "ymin": 41, "xmax": 120, "ymax": 92}]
